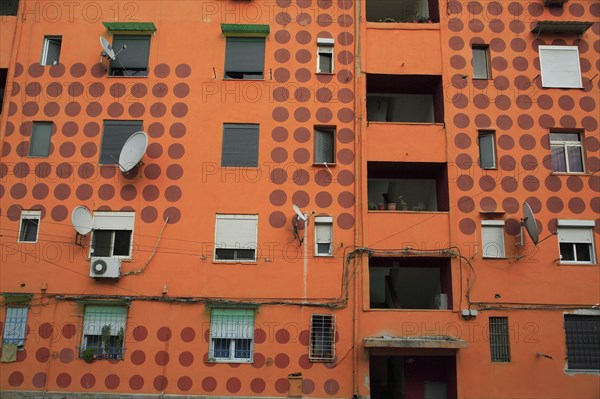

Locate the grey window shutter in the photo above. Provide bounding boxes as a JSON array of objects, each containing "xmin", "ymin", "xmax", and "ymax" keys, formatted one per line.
[
  {"xmin": 100, "ymin": 120, "xmax": 143, "ymax": 164},
  {"xmin": 478, "ymin": 133, "xmax": 495, "ymax": 169},
  {"xmin": 29, "ymin": 122, "xmax": 52, "ymax": 157},
  {"xmin": 111, "ymin": 35, "xmax": 151, "ymax": 70},
  {"xmin": 222, "ymin": 124, "xmax": 259, "ymax": 167},
  {"xmin": 224, "ymin": 38, "xmax": 265, "ymax": 75}
]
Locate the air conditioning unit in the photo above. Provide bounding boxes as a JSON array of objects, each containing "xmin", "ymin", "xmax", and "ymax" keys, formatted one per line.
[{"xmin": 90, "ymin": 257, "xmax": 121, "ymax": 279}]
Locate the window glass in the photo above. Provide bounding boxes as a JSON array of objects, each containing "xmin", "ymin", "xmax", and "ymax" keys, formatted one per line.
[{"xmin": 29, "ymin": 122, "xmax": 53, "ymax": 157}]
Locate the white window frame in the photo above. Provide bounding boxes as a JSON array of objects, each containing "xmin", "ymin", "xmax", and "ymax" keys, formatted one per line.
[
  {"xmin": 18, "ymin": 210, "xmax": 41, "ymax": 243},
  {"xmin": 309, "ymin": 314, "xmax": 336, "ymax": 362},
  {"xmin": 472, "ymin": 45, "xmax": 491, "ymax": 80},
  {"xmin": 481, "ymin": 220, "xmax": 506, "ymax": 259},
  {"xmin": 549, "ymin": 132, "xmax": 585, "ymax": 174},
  {"xmin": 80, "ymin": 305, "xmax": 127, "ymax": 360},
  {"xmin": 314, "ymin": 216, "xmax": 333, "ymax": 256},
  {"xmin": 89, "ymin": 212, "xmax": 135, "ymax": 260},
  {"xmin": 557, "ymin": 220, "xmax": 596, "ymax": 265},
  {"xmin": 478, "ymin": 130, "xmax": 496, "ymax": 169},
  {"xmin": 317, "ymin": 38, "xmax": 334, "ymax": 74},
  {"xmin": 2, "ymin": 306, "xmax": 28, "ymax": 348},
  {"xmin": 538, "ymin": 45, "xmax": 582, "ymax": 89},
  {"xmin": 41, "ymin": 36, "xmax": 62, "ymax": 66},
  {"xmin": 209, "ymin": 308, "xmax": 255, "ymax": 363},
  {"xmin": 214, "ymin": 214, "xmax": 258, "ymax": 262}
]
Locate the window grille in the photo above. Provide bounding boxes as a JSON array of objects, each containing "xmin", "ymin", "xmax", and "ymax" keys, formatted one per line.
[
  {"xmin": 564, "ymin": 315, "xmax": 600, "ymax": 370},
  {"xmin": 489, "ymin": 317, "xmax": 510, "ymax": 362},
  {"xmin": 309, "ymin": 314, "xmax": 335, "ymax": 362},
  {"xmin": 2, "ymin": 307, "xmax": 28, "ymax": 347},
  {"xmin": 81, "ymin": 306, "xmax": 127, "ymax": 359}
]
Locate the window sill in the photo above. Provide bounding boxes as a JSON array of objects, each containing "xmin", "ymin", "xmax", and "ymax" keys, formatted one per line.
[
  {"xmin": 367, "ymin": 210, "xmax": 447, "ymax": 214},
  {"xmin": 558, "ymin": 262, "xmax": 597, "ymax": 266},
  {"xmin": 213, "ymin": 261, "xmax": 258, "ymax": 265},
  {"xmin": 550, "ymin": 172, "xmax": 591, "ymax": 176},
  {"xmin": 312, "ymin": 163, "xmax": 337, "ymax": 167},
  {"xmin": 315, "ymin": 254, "xmax": 334, "ymax": 258},
  {"xmin": 481, "ymin": 167, "xmax": 498, "ymax": 170},
  {"xmin": 207, "ymin": 358, "xmax": 253, "ymax": 364},
  {"xmin": 482, "ymin": 257, "xmax": 508, "ymax": 260},
  {"xmin": 107, "ymin": 75, "xmax": 149, "ymax": 79},
  {"xmin": 17, "ymin": 240, "xmax": 38, "ymax": 244},
  {"xmin": 316, "ymin": 72, "xmax": 336, "ymax": 75},
  {"xmin": 222, "ymin": 78, "xmax": 265, "ymax": 81},
  {"xmin": 473, "ymin": 77, "xmax": 491, "ymax": 81},
  {"xmin": 366, "ymin": 308, "xmax": 453, "ymax": 312},
  {"xmin": 367, "ymin": 121, "xmax": 444, "ymax": 126}
]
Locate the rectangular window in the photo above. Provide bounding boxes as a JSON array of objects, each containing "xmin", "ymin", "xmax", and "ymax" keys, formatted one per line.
[
  {"xmin": 317, "ymin": 38, "xmax": 334, "ymax": 74},
  {"xmin": 109, "ymin": 35, "xmax": 151, "ymax": 77},
  {"xmin": 29, "ymin": 122, "xmax": 53, "ymax": 157},
  {"xmin": 550, "ymin": 132, "xmax": 585, "ymax": 173},
  {"xmin": 557, "ymin": 220, "xmax": 595, "ymax": 264},
  {"xmin": 90, "ymin": 212, "xmax": 135, "ymax": 258},
  {"xmin": 2, "ymin": 307, "xmax": 28, "ymax": 348},
  {"xmin": 314, "ymin": 217, "xmax": 333, "ymax": 256},
  {"xmin": 314, "ymin": 127, "xmax": 335, "ymax": 164},
  {"xmin": 224, "ymin": 37, "xmax": 265, "ymax": 80},
  {"xmin": 489, "ymin": 317, "xmax": 510, "ymax": 362},
  {"xmin": 81, "ymin": 305, "xmax": 127, "ymax": 360},
  {"xmin": 41, "ymin": 36, "xmax": 62, "ymax": 66},
  {"xmin": 309, "ymin": 314, "xmax": 335, "ymax": 362},
  {"xmin": 209, "ymin": 308, "xmax": 254, "ymax": 362},
  {"xmin": 478, "ymin": 130, "xmax": 496, "ymax": 169},
  {"xmin": 214, "ymin": 214, "xmax": 258, "ymax": 262},
  {"xmin": 99, "ymin": 120, "xmax": 143, "ymax": 165},
  {"xmin": 481, "ymin": 220, "xmax": 505, "ymax": 258},
  {"xmin": 0, "ymin": 0, "xmax": 19, "ymax": 16},
  {"xmin": 539, "ymin": 45, "xmax": 582, "ymax": 88},
  {"xmin": 0, "ymin": 68, "xmax": 7, "ymax": 113},
  {"xmin": 221, "ymin": 123, "xmax": 259, "ymax": 167},
  {"xmin": 472, "ymin": 45, "xmax": 490, "ymax": 79},
  {"xmin": 18, "ymin": 210, "xmax": 41, "ymax": 243},
  {"xmin": 564, "ymin": 315, "xmax": 600, "ymax": 371}
]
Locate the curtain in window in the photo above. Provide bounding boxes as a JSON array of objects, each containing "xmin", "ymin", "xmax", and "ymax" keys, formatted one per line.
[
  {"xmin": 551, "ymin": 146, "xmax": 567, "ymax": 172},
  {"xmin": 2, "ymin": 307, "xmax": 28, "ymax": 346},
  {"xmin": 567, "ymin": 146, "xmax": 584, "ymax": 172}
]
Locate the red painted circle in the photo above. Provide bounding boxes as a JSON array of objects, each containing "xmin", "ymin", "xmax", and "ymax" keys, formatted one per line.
[
  {"xmin": 179, "ymin": 351, "xmax": 194, "ymax": 367},
  {"xmin": 56, "ymin": 372, "xmax": 72, "ymax": 388},
  {"xmin": 105, "ymin": 374, "xmax": 120, "ymax": 390},
  {"xmin": 202, "ymin": 376, "xmax": 217, "ymax": 392}
]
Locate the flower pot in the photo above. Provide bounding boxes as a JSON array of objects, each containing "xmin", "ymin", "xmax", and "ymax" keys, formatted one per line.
[
  {"xmin": 377, "ymin": 204, "xmax": 385, "ymax": 210},
  {"xmin": 386, "ymin": 203, "xmax": 397, "ymax": 210}
]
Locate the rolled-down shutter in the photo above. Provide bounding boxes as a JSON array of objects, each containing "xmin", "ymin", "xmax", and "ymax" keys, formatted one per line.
[
  {"xmin": 111, "ymin": 35, "xmax": 151, "ymax": 70},
  {"xmin": 100, "ymin": 121, "xmax": 143, "ymax": 164},
  {"xmin": 539, "ymin": 45, "xmax": 582, "ymax": 88},
  {"xmin": 82, "ymin": 306, "xmax": 127, "ymax": 336},
  {"xmin": 215, "ymin": 215, "xmax": 258, "ymax": 250},
  {"xmin": 225, "ymin": 37, "xmax": 265, "ymax": 74},
  {"xmin": 222, "ymin": 124, "xmax": 259, "ymax": 167},
  {"xmin": 481, "ymin": 221, "xmax": 505, "ymax": 258},
  {"xmin": 210, "ymin": 308, "xmax": 254, "ymax": 339},
  {"xmin": 93, "ymin": 212, "xmax": 135, "ymax": 230}
]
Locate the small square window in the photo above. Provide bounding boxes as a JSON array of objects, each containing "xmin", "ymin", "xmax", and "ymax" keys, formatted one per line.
[
  {"xmin": 489, "ymin": 317, "xmax": 510, "ymax": 363},
  {"xmin": 90, "ymin": 212, "xmax": 135, "ymax": 259},
  {"xmin": 550, "ymin": 132, "xmax": 585, "ymax": 173},
  {"xmin": 81, "ymin": 305, "xmax": 127, "ymax": 360},
  {"xmin": 472, "ymin": 45, "xmax": 490, "ymax": 79},
  {"xmin": 29, "ymin": 122, "xmax": 53, "ymax": 157},
  {"xmin": 314, "ymin": 127, "xmax": 335, "ymax": 164},
  {"xmin": 109, "ymin": 35, "xmax": 151, "ymax": 77},
  {"xmin": 309, "ymin": 314, "xmax": 335, "ymax": 362},
  {"xmin": 41, "ymin": 36, "xmax": 62, "ymax": 66},
  {"xmin": 18, "ymin": 210, "xmax": 41, "ymax": 243},
  {"xmin": 224, "ymin": 37, "xmax": 265, "ymax": 80},
  {"xmin": 317, "ymin": 39, "xmax": 334, "ymax": 74},
  {"xmin": 478, "ymin": 130, "xmax": 496, "ymax": 169},
  {"xmin": 539, "ymin": 45, "xmax": 582, "ymax": 89},
  {"xmin": 557, "ymin": 221, "xmax": 595, "ymax": 264},
  {"xmin": 0, "ymin": 0, "xmax": 19, "ymax": 16},
  {"xmin": 564, "ymin": 315, "xmax": 600, "ymax": 371},
  {"xmin": 2, "ymin": 307, "xmax": 28, "ymax": 348},
  {"xmin": 314, "ymin": 217, "xmax": 333, "ymax": 256},
  {"xmin": 214, "ymin": 215, "xmax": 258, "ymax": 262},
  {"xmin": 209, "ymin": 308, "xmax": 254, "ymax": 362},
  {"xmin": 99, "ymin": 120, "xmax": 143, "ymax": 165},
  {"xmin": 221, "ymin": 124, "xmax": 259, "ymax": 167},
  {"xmin": 481, "ymin": 220, "xmax": 505, "ymax": 258}
]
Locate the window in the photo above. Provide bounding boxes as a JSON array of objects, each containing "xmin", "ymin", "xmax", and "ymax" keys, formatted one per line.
[
  {"xmin": 314, "ymin": 217, "xmax": 333, "ymax": 256},
  {"xmin": 90, "ymin": 212, "xmax": 135, "ymax": 258},
  {"xmin": 317, "ymin": 38, "xmax": 334, "ymax": 73},
  {"xmin": 221, "ymin": 124, "xmax": 259, "ymax": 167},
  {"xmin": 214, "ymin": 214, "xmax": 258, "ymax": 262},
  {"xmin": 478, "ymin": 130, "xmax": 496, "ymax": 169},
  {"xmin": 481, "ymin": 220, "xmax": 505, "ymax": 258},
  {"xmin": 564, "ymin": 315, "xmax": 600, "ymax": 371},
  {"xmin": 209, "ymin": 308, "xmax": 254, "ymax": 362},
  {"xmin": 314, "ymin": 127, "xmax": 335, "ymax": 164},
  {"xmin": 489, "ymin": 317, "xmax": 510, "ymax": 362},
  {"xmin": 538, "ymin": 45, "xmax": 582, "ymax": 88},
  {"xmin": 309, "ymin": 314, "xmax": 335, "ymax": 361},
  {"xmin": 29, "ymin": 122, "xmax": 52, "ymax": 157},
  {"xmin": 224, "ymin": 37, "xmax": 266, "ymax": 79},
  {"xmin": 557, "ymin": 220, "xmax": 595, "ymax": 264},
  {"xmin": 99, "ymin": 120, "xmax": 143, "ymax": 164},
  {"xmin": 18, "ymin": 210, "xmax": 41, "ymax": 243},
  {"xmin": 472, "ymin": 45, "xmax": 490, "ymax": 79},
  {"xmin": 109, "ymin": 35, "xmax": 151, "ymax": 77},
  {"xmin": 550, "ymin": 132, "xmax": 585, "ymax": 173},
  {"xmin": 81, "ymin": 305, "xmax": 127, "ymax": 360},
  {"xmin": 0, "ymin": 68, "xmax": 7, "ymax": 113},
  {"xmin": 0, "ymin": 0, "xmax": 19, "ymax": 15},
  {"xmin": 41, "ymin": 36, "xmax": 62, "ymax": 66},
  {"xmin": 2, "ymin": 307, "xmax": 28, "ymax": 348}
]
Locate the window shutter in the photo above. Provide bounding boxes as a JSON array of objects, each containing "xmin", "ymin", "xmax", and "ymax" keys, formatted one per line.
[
  {"xmin": 222, "ymin": 124, "xmax": 259, "ymax": 167},
  {"xmin": 482, "ymin": 222, "xmax": 505, "ymax": 258},
  {"xmin": 539, "ymin": 46, "xmax": 582, "ymax": 88},
  {"xmin": 111, "ymin": 36, "xmax": 151, "ymax": 69},
  {"xmin": 558, "ymin": 227, "xmax": 593, "ymax": 243},
  {"xmin": 83, "ymin": 306, "xmax": 127, "ymax": 336},
  {"xmin": 3, "ymin": 307, "xmax": 28, "ymax": 346},
  {"xmin": 225, "ymin": 37, "xmax": 265, "ymax": 74},
  {"xmin": 215, "ymin": 215, "xmax": 258, "ymax": 250},
  {"xmin": 315, "ymin": 222, "xmax": 332, "ymax": 244},
  {"xmin": 211, "ymin": 308, "xmax": 254, "ymax": 339},
  {"xmin": 100, "ymin": 121, "xmax": 143, "ymax": 164},
  {"xmin": 30, "ymin": 123, "xmax": 52, "ymax": 157},
  {"xmin": 93, "ymin": 212, "xmax": 135, "ymax": 230},
  {"xmin": 478, "ymin": 133, "xmax": 495, "ymax": 169}
]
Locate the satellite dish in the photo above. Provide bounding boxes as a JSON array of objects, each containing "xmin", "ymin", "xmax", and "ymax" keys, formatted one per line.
[
  {"xmin": 118, "ymin": 131, "xmax": 148, "ymax": 173},
  {"xmin": 100, "ymin": 36, "xmax": 116, "ymax": 60},
  {"xmin": 293, "ymin": 204, "xmax": 307, "ymax": 221},
  {"xmin": 522, "ymin": 202, "xmax": 539, "ymax": 245},
  {"xmin": 72, "ymin": 206, "xmax": 93, "ymax": 235}
]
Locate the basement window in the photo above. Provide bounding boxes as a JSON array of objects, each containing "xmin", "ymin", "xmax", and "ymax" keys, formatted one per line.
[
  {"xmin": 209, "ymin": 308, "xmax": 255, "ymax": 362},
  {"xmin": 309, "ymin": 314, "xmax": 335, "ymax": 362},
  {"xmin": 81, "ymin": 305, "xmax": 127, "ymax": 360},
  {"xmin": 564, "ymin": 314, "xmax": 600, "ymax": 371}
]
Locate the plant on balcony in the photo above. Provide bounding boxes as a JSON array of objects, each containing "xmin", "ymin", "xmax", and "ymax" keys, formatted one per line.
[
  {"xmin": 377, "ymin": 203, "xmax": 385, "ymax": 210},
  {"xmin": 398, "ymin": 196, "xmax": 408, "ymax": 211},
  {"xmin": 81, "ymin": 348, "xmax": 96, "ymax": 363},
  {"xmin": 412, "ymin": 202, "xmax": 426, "ymax": 212},
  {"xmin": 369, "ymin": 203, "xmax": 377, "ymax": 210}
]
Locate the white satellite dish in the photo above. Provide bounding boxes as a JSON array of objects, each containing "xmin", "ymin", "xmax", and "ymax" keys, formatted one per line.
[
  {"xmin": 71, "ymin": 206, "xmax": 93, "ymax": 235},
  {"xmin": 522, "ymin": 202, "xmax": 539, "ymax": 245},
  {"xmin": 100, "ymin": 36, "xmax": 116, "ymax": 60},
  {"xmin": 293, "ymin": 204, "xmax": 307, "ymax": 221},
  {"xmin": 118, "ymin": 131, "xmax": 148, "ymax": 173}
]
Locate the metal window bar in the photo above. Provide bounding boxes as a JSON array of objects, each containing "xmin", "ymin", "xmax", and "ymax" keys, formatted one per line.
[
  {"xmin": 81, "ymin": 306, "xmax": 127, "ymax": 359},
  {"xmin": 2, "ymin": 307, "xmax": 28, "ymax": 347},
  {"xmin": 565, "ymin": 315, "xmax": 600, "ymax": 370},
  {"xmin": 309, "ymin": 314, "xmax": 335, "ymax": 362},
  {"xmin": 489, "ymin": 317, "xmax": 510, "ymax": 362},
  {"xmin": 210, "ymin": 309, "xmax": 254, "ymax": 362}
]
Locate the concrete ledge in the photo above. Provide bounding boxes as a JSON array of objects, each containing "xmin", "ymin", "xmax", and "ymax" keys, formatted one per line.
[{"xmin": 364, "ymin": 335, "xmax": 468, "ymax": 349}]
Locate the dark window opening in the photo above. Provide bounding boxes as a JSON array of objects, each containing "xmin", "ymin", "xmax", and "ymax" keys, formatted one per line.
[
  {"xmin": 366, "ymin": 0, "xmax": 440, "ymax": 23},
  {"xmin": 478, "ymin": 131, "xmax": 496, "ymax": 169},
  {"xmin": 109, "ymin": 35, "xmax": 151, "ymax": 77},
  {"xmin": 0, "ymin": 0, "xmax": 19, "ymax": 16},
  {"xmin": 369, "ymin": 257, "xmax": 452, "ymax": 310},
  {"xmin": 314, "ymin": 127, "xmax": 335, "ymax": 164},
  {"xmin": 41, "ymin": 36, "xmax": 62, "ymax": 66},
  {"xmin": 99, "ymin": 120, "xmax": 143, "ymax": 164},
  {"xmin": 489, "ymin": 317, "xmax": 511, "ymax": 362},
  {"xmin": 564, "ymin": 315, "xmax": 600, "ymax": 370},
  {"xmin": 19, "ymin": 219, "xmax": 39, "ymax": 242},
  {"xmin": 472, "ymin": 45, "xmax": 491, "ymax": 80},
  {"xmin": 29, "ymin": 122, "xmax": 53, "ymax": 157},
  {"xmin": 221, "ymin": 123, "xmax": 259, "ymax": 167},
  {"xmin": 91, "ymin": 230, "xmax": 132, "ymax": 257},
  {"xmin": 224, "ymin": 37, "xmax": 265, "ymax": 80},
  {"xmin": 0, "ymin": 68, "xmax": 7, "ymax": 113},
  {"xmin": 215, "ymin": 248, "xmax": 256, "ymax": 261}
]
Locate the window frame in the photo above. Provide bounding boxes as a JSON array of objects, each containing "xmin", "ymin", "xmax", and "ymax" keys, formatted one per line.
[
  {"xmin": 549, "ymin": 131, "xmax": 585, "ymax": 174},
  {"xmin": 18, "ymin": 210, "xmax": 41, "ymax": 243},
  {"xmin": 309, "ymin": 314, "xmax": 336, "ymax": 362},
  {"xmin": 89, "ymin": 212, "xmax": 135, "ymax": 260},
  {"xmin": 108, "ymin": 34, "xmax": 152, "ymax": 77},
  {"xmin": 564, "ymin": 314, "xmax": 600, "ymax": 371},
  {"xmin": 538, "ymin": 45, "xmax": 583, "ymax": 89},
  {"xmin": 478, "ymin": 130, "xmax": 497, "ymax": 169},
  {"xmin": 41, "ymin": 36, "xmax": 62, "ymax": 66},
  {"xmin": 314, "ymin": 216, "xmax": 333, "ymax": 257},
  {"xmin": 481, "ymin": 220, "xmax": 506, "ymax": 259},
  {"xmin": 2, "ymin": 306, "xmax": 29, "ymax": 348},
  {"xmin": 317, "ymin": 38, "xmax": 334, "ymax": 74},
  {"xmin": 214, "ymin": 214, "xmax": 258, "ymax": 263},
  {"xmin": 29, "ymin": 121, "xmax": 53, "ymax": 158},
  {"xmin": 209, "ymin": 308, "xmax": 255, "ymax": 363},
  {"xmin": 80, "ymin": 305, "xmax": 128, "ymax": 360},
  {"xmin": 557, "ymin": 220, "xmax": 596, "ymax": 265},
  {"xmin": 314, "ymin": 126, "xmax": 336, "ymax": 165},
  {"xmin": 472, "ymin": 44, "xmax": 491, "ymax": 80},
  {"xmin": 489, "ymin": 316, "xmax": 511, "ymax": 363}
]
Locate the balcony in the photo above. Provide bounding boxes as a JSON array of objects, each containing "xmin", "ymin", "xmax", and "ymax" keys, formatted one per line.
[
  {"xmin": 367, "ymin": 123, "xmax": 446, "ymax": 163},
  {"xmin": 366, "ymin": 0, "xmax": 440, "ymax": 23}
]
